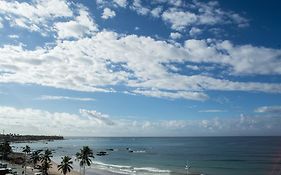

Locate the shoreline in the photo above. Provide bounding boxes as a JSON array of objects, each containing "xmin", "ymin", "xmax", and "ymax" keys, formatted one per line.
[
  {"xmin": 4, "ymin": 159, "xmax": 123, "ymax": 175},
  {"xmin": 0, "ymin": 134, "xmax": 63, "ymax": 143},
  {"xmin": 50, "ymin": 159, "xmax": 124, "ymax": 175}
]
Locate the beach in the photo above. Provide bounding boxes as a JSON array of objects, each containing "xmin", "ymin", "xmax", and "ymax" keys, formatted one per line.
[
  {"xmin": 4, "ymin": 160, "xmax": 124, "ymax": 175},
  {"xmin": 10, "ymin": 136, "xmax": 281, "ymax": 175},
  {"xmin": 49, "ymin": 160, "xmax": 124, "ymax": 175}
]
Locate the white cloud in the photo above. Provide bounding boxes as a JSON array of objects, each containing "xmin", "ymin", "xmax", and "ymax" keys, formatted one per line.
[
  {"xmin": 0, "ymin": 31, "xmax": 281, "ymax": 101},
  {"xmin": 113, "ymin": 0, "xmax": 127, "ymax": 7},
  {"xmin": 0, "ymin": 0, "xmax": 280, "ymax": 100},
  {"xmin": 54, "ymin": 8, "xmax": 98, "ymax": 39},
  {"xmin": 199, "ymin": 109, "xmax": 226, "ymax": 113},
  {"xmin": 152, "ymin": 0, "xmax": 182, "ymax": 7},
  {"xmin": 186, "ymin": 65, "xmax": 200, "ymax": 71},
  {"xmin": 8, "ymin": 35, "xmax": 19, "ymax": 39},
  {"xmin": 0, "ymin": 0, "xmax": 73, "ymax": 33},
  {"xmin": 184, "ymin": 39, "xmax": 281, "ymax": 75},
  {"xmin": 101, "ymin": 8, "xmax": 116, "ymax": 19},
  {"xmin": 151, "ymin": 7, "xmax": 163, "ymax": 17},
  {"xmin": 255, "ymin": 106, "xmax": 281, "ymax": 114},
  {"xmin": 160, "ymin": 1, "xmax": 248, "ymax": 31},
  {"xmin": 38, "ymin": 95, "xmax": 95, "ymax": 102},
  {"xmin": 0, "ymin": 106, "xmax": 280, "ymax": 136},
  {"xmin": 132, "ymin": 89, "xmax": 209, "ymax": 101},
  {"xmin": 162, "ymin": 8, "xmax": 197, "ymax": 31},
  {"xmin": 189, "ymin": 27, "xmax": 202, "ymax": 36},
  {"xmin": 170, "ymin": 32, "xmax": 182, "ymax": 40},
  {"xmin": 131, "ymin": 0, "xmax": 150, "ymax": 16},
  {"xmin": 80, "ymin": 109, "xmax": 115, "ymax": 125}
]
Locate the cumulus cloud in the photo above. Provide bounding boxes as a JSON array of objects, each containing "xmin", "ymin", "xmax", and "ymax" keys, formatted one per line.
[
  {"xmin": 170, "ymin": 32, "xmax": 182, "ymax": 40},
  {"xmin": 151, "ymin": 7, "xmax": 163, "ymax": 17},
  {"xmin": 0, "ymin": 31, "xmax": 281, "ymax": 101},
  {"xmin": 93, "ymin": 0, "xmax": 248, "ymax": 34},
  {"xmin": 0, "ymin": 0, "xmax": 280, "ymax": 101},
  {"xmin": 0, "ymin": 106, "xmax": 280, "ymax": 136},
  {"xmin": 0, "ymin": 0, "xmax": 73, "ymax": 33},
  {"xmin": 131, "ymin": 0, "xmax": 150, "ymax": 15},
  {"xmin": 113, "ymin": 0, "xmax": 127, "ymax": 7},
  {"xmin": 255, "ymin": 106, "xmax": 281, "ymax": 114},
  {"xmin": 189, "ymin": 27, "xmax": 202, "ymax": 37},
  {"xmin": 101, "ymin": 8, "xmax": 116, "ymax": 19},
  {"xmin": 162, "ymin": 8, "xmax": 197, "ymax": 31},
  {"xmin": 184, "ymin": 39, "xmax": 281, "ymax": 75},
  {"xmin": 38, "ymin": 95, "xmax": 95, "ymax": 102},
  {"xmin": 54, "ymin": 8, "xmax": 98, "ymax": 39},
  {"xmin": 160, "ymin": 1, "xmax": 248, "ymax": 31}
]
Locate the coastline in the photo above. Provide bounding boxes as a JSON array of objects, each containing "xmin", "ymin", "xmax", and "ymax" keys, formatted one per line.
[
  {"xmin": 0, "ymin": 134, "xmax": 63, "ymax": 142},
  {"xmin": 50, "ymin": 159, "xmax": 124, "ymax": 175},
  {"xmin": 3, "ymin": 159, "xmax": 123, "ymax": 175}
]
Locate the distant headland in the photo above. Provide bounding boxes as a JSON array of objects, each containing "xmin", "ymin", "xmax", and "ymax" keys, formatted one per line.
[{"xmin": 0, "ymin": 133, "xmax": 63, "ymax": 142}]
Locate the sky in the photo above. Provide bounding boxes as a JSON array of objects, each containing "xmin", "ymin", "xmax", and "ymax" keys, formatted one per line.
[{"xmin": 0, "ymin": 0, "xmax": 281, "ymax": 136}]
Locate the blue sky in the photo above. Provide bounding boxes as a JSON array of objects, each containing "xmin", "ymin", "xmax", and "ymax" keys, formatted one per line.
[{"xmin": 0, "ymin": 0, "xmax": 280, "ymax": 136}]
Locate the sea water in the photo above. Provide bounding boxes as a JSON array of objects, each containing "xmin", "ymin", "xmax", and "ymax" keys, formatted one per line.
[{"xmin": 12, "ymin": 137, "xmax": 281, "ymax": 175}]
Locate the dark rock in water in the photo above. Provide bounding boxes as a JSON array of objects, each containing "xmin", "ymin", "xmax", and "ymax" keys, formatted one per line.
[
  {"xmin": 96, "ymin": 151, "xmax": 108, "ymax": 156},
  {"xmin": 106, "ymin": 148, "xmax": 114, "ymax": 151},
  {"xmin": 129, "ymin": 150, "xmax": 133, "ymax": 153}
]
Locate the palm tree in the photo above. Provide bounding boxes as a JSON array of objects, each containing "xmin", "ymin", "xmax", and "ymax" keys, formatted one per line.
[
  {"xmin": 0, "ymin": 140, "xmax": 12, "ymax": 160},
  {"xmin": 22, "ymin": 145, "xmax": 31, "ymax": 154},
  {"xmin": 30, "ymin": 150, "xmax": 42, "ymax": 168},
  {"xmin": 40, "ymin": 149, "xmax": 53, "ymax": 175},
  {"xmin": 40, "ymin": 160, "xmax": 52, "ymax": 175},
  {"xmin": 57, "ymin": 156, "xmax": 73, "ymax": 175},
  {"xmin": 41, "ymin": 149, "xmax": 52, "ymax": 162},
  {"xmin": 22, "ymin": 145, "xmax": 31, "ymax": 175},
  {"xmin": 76, "ymin": 146, "xmax": 94, "ymax": 175}
]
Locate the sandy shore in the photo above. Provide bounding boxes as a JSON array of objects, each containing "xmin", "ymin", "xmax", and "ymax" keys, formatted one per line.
[
  {"xmin": 5, "ymin": 158, "xmax": 123, "ymax": 175},
  {"xmin": 49, "ymin": 160, "xmax": 123, "ymax": 175},
  {"xmin": 47, "ymin": 161, "xmax": 80, "ymax": 175}
]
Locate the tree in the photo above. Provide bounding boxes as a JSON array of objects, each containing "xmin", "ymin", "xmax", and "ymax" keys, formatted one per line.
[
  {"xmin": 22, "ymin": 145, "xmax": 31, "ymax": 155},
  {"xmin": 41, "ymin": 149, "xmax": 52, "ymax": 163},
  {"xmin": 40, "ymin": 149, "xmax": 52, "ymax": 175},
  {"xmin": 40, "ymin": 160, "xmax": 52, "ymax": 175},
  {"xmin": 76, "ymin": 146, "xmax": 94, "ymax": 175},
  {"xmin": 0, "ymin": 140, "xmax": 12, "ymax": 160},
  {"xmin": 58, "ymin": 156, "xmax": 73, "ymax": 175},
  {"xmin": 22, "ymin": 145, "xmax": 31, "ymax": 175},
  {"xmin": 30, "ymin": 150, "xmax": 42, "ymax": 168}
]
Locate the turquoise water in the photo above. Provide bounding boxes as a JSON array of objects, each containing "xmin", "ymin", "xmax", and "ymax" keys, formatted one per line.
[{"xmin": 12, "ymin": 137, "xmax": 281, "ymax": 175}]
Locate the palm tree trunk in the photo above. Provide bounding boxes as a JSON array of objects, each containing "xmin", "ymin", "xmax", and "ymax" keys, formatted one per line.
[
  {"xmin": 83, "ymin": 165, "xmax": 85, "ymax": 175},
  {"xmin": 24, "ymin": 153, "xmax": 27, "ymax": 175}
]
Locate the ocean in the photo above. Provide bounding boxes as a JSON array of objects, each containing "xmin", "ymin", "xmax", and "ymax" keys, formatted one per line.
[{"xmin": 12, "ymin": 137, "xmax": 281, "ymax": 175}]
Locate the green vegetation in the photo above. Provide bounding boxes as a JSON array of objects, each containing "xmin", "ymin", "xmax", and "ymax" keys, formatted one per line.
[
  {"xmin": 76, "ymin": 146, "xmax": 94, "ymax": 175},
  {"xmin": 58, "ymin": 156, "xmax": 73, "ymax": 175},
  {"xmin": 30, "ymin": 150, "xmax": 42, "ymax": 168},
  {"xmin": 39, "ymin": 149, "xmax": 53, "ymax": 175},
  {"xmin": 1, "ymin": 143, "xmax": 95, "ymax": 175},
  {"xmin": 22, "ymin": 145, "xmax": 31, "ymax": 175},
  {"xmin": 0, "ymin": 140, "xmax": 12, "ymax": 160}
]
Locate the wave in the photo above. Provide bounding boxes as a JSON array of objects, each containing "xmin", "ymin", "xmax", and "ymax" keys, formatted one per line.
[{"xmin": 91, "ymin": 161, "xmax": 171, "ymax": 175}]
